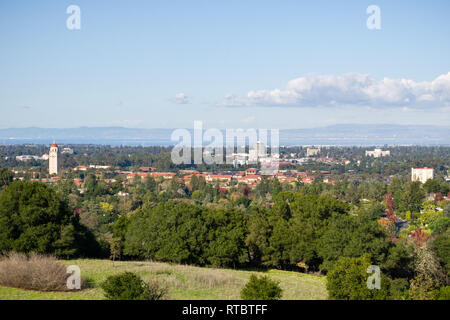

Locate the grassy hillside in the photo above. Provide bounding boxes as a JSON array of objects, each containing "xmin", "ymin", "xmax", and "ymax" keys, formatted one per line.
[{"xmin": 0, "ymin": 259, "xmax": 327, "ymax": 300}]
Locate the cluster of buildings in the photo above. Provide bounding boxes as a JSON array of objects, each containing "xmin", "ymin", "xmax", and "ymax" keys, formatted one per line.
[
  {"xmin": 225, "ymin": 141, "xmax": 280, "ymax": 167},
  {"xmin": 12, "ymin": 142, "xmax": 440, "ymax": 192},
  {"xmin": 123, "ymin": 167, "xmax": 330, "ymax": 190}
]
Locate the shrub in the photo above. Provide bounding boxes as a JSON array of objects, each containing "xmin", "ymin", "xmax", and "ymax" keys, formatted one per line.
[
  {"xmin": 409, "ymin": 274, "xmax": 436, "ymax": 300},
  {"xmin": 0, "ymin": 252, "xmax": 84, "ymax": 291},
  {"xmin": 240, "ymin": 275, "xmax": 282, "ymax": 300},
  {"xmin": 388, "ymin": 278, "xmax": 410, "ymax": 300},
  {"xmin": 429, "ymin": 216, "xmax": 450, "ymax": 235},
  {"xmin": 435, "ymin": 286, "xmax": 450, "ymax": 300},
  {"xmin": 101, "ymin": 272, "xmax": 167, "ymax": 300},
  {"xmin": 326, "ymin": 255, "xmax": 391, "ymax": 300}
]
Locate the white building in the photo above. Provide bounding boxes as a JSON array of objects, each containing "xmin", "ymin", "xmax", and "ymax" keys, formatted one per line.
[
  {"xmin": 306, "ymin": 147, "xmax": 320, "ymax": 157},
  {"xmin": 89, "ymin": 165, "xmax": 111, "ymax": 169},
  {"xmin": 16, "ymin": 155, "xmax": 41, "ymax": 161},
  {"xmin": 49, "ymin": 141, "xmax": 59, "ymax": 175},
  {"xmin": 249, "ymin": 141, "xmax": 267, "ymax": 163},
  {"xmin": 411, "ymin": 168, "xmax": 434, "ymax": 183},
  {"xmin": 365, "ymin": 148, "xmax": 390, "ymax": 158},
  {"xmin": 226, "ymin": 141, "xmax": 279, "ymax": 168},
  {"xmin": 61, "ymin": 147, "xmax": 74, "ymax": 154}
]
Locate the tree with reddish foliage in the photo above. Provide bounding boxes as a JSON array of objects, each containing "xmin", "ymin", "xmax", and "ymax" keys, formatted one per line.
[
  {"xmin": 410, "ymin": 228, "xmax": 429, "ymax": 247},
  {"xmin": 384, "ymin": 192, "xmax": 398, "ymax": 222},
  {"xmin": 434, "ymin": 192, "xmax": 443, "ymax": 203}
]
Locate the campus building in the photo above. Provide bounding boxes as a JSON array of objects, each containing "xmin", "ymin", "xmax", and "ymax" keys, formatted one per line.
[
  {"xmin": 411, "ymin": 167, "xmax": 434, "ymax": 183},
  {"xmin": 306, "ymin": 147, "xmax": 320, "ymax": 157},
  {"xmin": 365, "ymin": 148, "xmax": 390, "ymax": 158}
]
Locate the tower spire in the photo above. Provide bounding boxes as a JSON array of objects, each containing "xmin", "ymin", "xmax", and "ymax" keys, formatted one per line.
[{"xmin": 49, "ymin": 141, "xmax": 59, "ymax": 175}]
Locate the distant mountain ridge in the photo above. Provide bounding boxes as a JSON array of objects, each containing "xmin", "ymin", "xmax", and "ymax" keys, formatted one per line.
[{"xmin": 0, "ymin": 124, "xmax": 449, "ymax": 146}]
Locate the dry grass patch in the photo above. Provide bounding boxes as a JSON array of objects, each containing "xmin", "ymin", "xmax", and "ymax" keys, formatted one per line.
[
  {"xmin": 190, "ymin": 269, "xmax": 240, "ymax": 288},
  {"xmin": 148, "ymin": 264, "xmax": 175, "ymax": 276},
  {"xmin": 0, "ymin": 252, "xmax": 85, "ymax": 292}
]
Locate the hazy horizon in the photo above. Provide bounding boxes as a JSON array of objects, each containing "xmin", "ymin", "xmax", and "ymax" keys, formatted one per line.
[
  {"xmin": 1, "ymin": 124, "xmax": 449, "ymax": 146},
  {"xmin": 1, "ymin": 123, "xmax": 450, "ymax": 130}
]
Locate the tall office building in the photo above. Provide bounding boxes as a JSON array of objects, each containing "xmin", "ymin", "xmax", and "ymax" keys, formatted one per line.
[{"xmin": 249, "ymin": 141, "xmax": 266, "ymax": 163}]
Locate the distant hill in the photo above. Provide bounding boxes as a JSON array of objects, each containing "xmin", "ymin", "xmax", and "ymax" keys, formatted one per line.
[
  {"xmin": 280, "ymin": 124, "xmax": 450, "ymax": 145},
  {"xmin": 0, "ymin": 124, "xmax": 449, "ymax": 146}
]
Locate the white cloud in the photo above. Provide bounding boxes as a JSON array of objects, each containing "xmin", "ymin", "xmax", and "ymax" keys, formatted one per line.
[
  {"xmin": 222, "ymin": 93, "xmax": 248, "ymax": 106},
  {"xmin": 173, "ymin": 93, "xmax": 190, "ymax": 104},
  {"xmin": 220, "ymin": 72, "xmax": 450, "ymax": 109}
]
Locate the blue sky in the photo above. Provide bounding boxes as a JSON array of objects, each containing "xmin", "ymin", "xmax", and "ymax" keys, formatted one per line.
[{"xmin": 1, "ymin": 0, "xmax": 449, "ymax": 129}]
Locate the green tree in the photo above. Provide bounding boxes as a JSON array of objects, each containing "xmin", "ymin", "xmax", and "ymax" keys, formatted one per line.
[
  {"xmin": 272, "ymin": 178, "xmax": 282, "ymax": 197},
  {"xmin": 318, "ymin": 214, "xmax": 392, "ymax": 273},
  {"xmin": 0, "ymin": 168, "xmax": 13, "ymax": 188},
  {"xmin": 326, "ymin": 255, "xmax": 391, "ymax": 300},
  {"xmin": 245, "ymin": 210, "xmax": 270, "ymax": 266},
  {"xmin": 382, "ymin": 241, "xmax": 415, "ymax": 280},
  {"xmin": 113, "ymin": 214, "xmax": 129, "ymax": 240},
  {"xmin": 110, "ymin": 237, "xmax": 122, "ymax": 266},
  {"xmin": 240, "ymin": 275, "xmax": 282, "ymax": 300},
  {"xmin": 419, "ymin": 201, "xmax": 443, "ymax": 226},
  {"xmin": 432, "ymin": 233, "xmax": 450, "ymax": 277},
  {"xmin": 123, "ymin": 202, "xmax": 247, "ymax": 268},
  {"xmin": 429, "ymin": 216, "xmax": 450, "ymax": 235},
  {"xmin": 0, "ymin": 181, "xmax": 100, "ymax": 258},
  {"xmin": 402, "ymin": 181, "xmax": 425, "ymax": 213},
  {"xmin": 262, "ymin": 192, "xmax": 350, "ymax": 270},
  {"xmin": 423, "ymin": 179, "xmax": 441, "ymax": 194}
]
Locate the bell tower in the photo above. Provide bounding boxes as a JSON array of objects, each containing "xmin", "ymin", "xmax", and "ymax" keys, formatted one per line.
[{"xmin": 49, "ymin": 141, "xmax": 59, "ymax": 175}]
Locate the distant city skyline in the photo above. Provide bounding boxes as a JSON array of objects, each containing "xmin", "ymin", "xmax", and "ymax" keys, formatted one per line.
[{"xmin": 1, "ymin": 0, "xmax": 450, "ymax": 129}]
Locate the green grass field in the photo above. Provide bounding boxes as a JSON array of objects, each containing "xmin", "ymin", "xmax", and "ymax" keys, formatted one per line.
[{"xmin": 0, "ymin": 259, "xmax": 328, "ymax": 300}]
